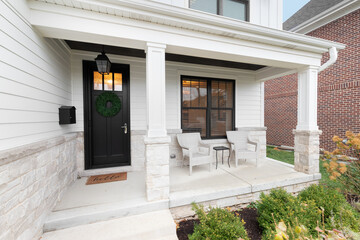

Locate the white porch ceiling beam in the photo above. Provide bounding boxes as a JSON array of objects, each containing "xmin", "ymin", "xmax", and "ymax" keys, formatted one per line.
[{"xmin": 29, "ymin": 2, "xmax": 325, "ymax": 69}]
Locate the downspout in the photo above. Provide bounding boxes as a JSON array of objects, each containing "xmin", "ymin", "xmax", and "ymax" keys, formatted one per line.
[{"xmin": 318, "ymin": 47, "xmax": 338, "ymax": 72}]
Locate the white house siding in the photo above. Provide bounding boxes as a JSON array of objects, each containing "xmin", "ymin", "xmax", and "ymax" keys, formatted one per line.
[
  {"xmin": 250, "ymin": 0, "xmax": 283, "ymax": 29},
  {"xmin": 236, "ymin": 79, "xmax": 263, "ymax": 128},
  {"xmin": 0, "ymin": 0, "xmax": 72, "ymax": 152}
]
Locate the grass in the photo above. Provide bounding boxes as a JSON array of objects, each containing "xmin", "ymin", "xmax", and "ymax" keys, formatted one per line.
[{"xmin": 266, "ymin": 146, "xmax": 342, "ymax": 188}]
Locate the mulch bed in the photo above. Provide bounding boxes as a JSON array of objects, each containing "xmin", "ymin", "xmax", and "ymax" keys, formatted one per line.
[{"xmin": 176, "ymin": 208, "xmax": 262, "ymax": 240}]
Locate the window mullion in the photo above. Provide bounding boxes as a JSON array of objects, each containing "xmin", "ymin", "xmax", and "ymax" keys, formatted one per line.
[
  {"xmin": 207, "ymin": 80, "xmax": 211, "ymax": 139},
  {"xmin": 218, "ymin": 0, "xmax": 223, "ymax": 16}
]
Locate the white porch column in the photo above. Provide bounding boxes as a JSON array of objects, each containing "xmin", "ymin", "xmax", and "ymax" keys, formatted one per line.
[
  {"xmin": 144, "ymin": 42, "xmax": 170, "ymax": 201},
  {"xmin": 293, "ymin": 66, "xmax": 322, "ymax": 174}
]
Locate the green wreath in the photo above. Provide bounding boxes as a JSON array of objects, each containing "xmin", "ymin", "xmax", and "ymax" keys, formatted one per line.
[{"xmin": 95, "ymin": 92, "xmax": 122, "ymax": 117}]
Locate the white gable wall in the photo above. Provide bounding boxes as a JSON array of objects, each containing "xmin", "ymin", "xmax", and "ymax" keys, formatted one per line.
[
  {"xmin": 0, "ymin": 0, "xmax": 72, "ymax": 151},
  {"xmin": 71, "ymin": 52, "xmax": 263, "ymax": 133}
]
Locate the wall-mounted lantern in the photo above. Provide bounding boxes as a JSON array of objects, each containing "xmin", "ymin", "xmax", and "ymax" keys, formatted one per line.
[{"xmin": 95, "ymin": 47, "xmax": 111, "ymax": 75}]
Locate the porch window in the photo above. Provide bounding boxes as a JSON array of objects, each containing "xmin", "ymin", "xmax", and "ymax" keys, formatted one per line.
[
  {"xmin": 181, "ymin": 76, "xmax": 235, "ymax": 139},
  {"xmin": 189, "ymin": 0, "xmax": 248, "ymax": 21}
]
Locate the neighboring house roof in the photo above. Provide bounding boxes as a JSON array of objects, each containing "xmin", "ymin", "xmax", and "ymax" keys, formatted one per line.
[
  {"xmin": 283, "ymin": 0, "xmax": 360, "ymax": 33},
  {"xmin": 283, "ymin": 0, "xmax": 344, "ymax": 31}
]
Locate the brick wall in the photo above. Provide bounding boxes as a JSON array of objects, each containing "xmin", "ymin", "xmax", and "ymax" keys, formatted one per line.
[{"xmin": 265, "ymin": 9, "xmax": 360, "ymax": 151}]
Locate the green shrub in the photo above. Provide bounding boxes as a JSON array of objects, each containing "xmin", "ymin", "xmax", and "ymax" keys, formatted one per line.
[
  {"xmin": 258, "ymin": 186, "xmax": 360, "ymax": 239},
  {"xmin": 299, "ymin": 184, "xmax": 360, "ymax": 232},
  {"xmin": 257, "ymin": 189, "xmax": 321, "ymax": 238},
  {"xmin": 298, "ymin": 184, "xmax": 346, "ymax": 220},
  {"xmin": 189, "ymin": 204, "xmax": 249, "ymax": 240}
]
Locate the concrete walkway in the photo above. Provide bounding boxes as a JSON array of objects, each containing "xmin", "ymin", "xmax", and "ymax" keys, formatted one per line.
[{"xmin": 41, "ymin": 210, "xmax": 178, "ymax": 240}]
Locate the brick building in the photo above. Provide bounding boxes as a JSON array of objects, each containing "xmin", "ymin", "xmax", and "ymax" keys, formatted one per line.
[{"xmin": 265, "ymin": 0, "xmax": 360, "ymax": 151}]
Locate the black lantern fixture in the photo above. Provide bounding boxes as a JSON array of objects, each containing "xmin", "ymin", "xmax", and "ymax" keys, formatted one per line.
[{"xmin": 95, "ymin": 47, "xmax": 111, "ymax": 75}]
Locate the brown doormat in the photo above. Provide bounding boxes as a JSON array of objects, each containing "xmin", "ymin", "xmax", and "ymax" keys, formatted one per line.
[{"xmin": 86, "ymin": 172, "xmax": 127, "ymax": 185}]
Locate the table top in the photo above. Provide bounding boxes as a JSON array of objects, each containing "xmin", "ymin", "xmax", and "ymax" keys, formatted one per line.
[{"xmin": 213, "ymin": 146, "xmax": 230, "ymax": 151}]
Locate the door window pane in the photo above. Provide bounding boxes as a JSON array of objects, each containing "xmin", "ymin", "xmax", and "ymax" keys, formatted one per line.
[
  {"xmin": 182, "ymin": 109, "xmax": 207, "ymax": 137},
  {"xmin": 114, "ymin": 73, "xmax": 122, "ymax": 91},
  {"xmin": 211, "ymin": 110, "xmax": 232, "ymax": 137},
  {"xmin": 93, "ymin": 71, "xmax": 103, "ymax": 90},
  {"xmin": 223, "ymin": 0, "xmax": 246, "ymax": 21},
  {"xmin": 189, "ymin": 0, "xmax": 217, "ymax": 14},
  {"xmin": 104, "ymin": 73, "xmax": 113, "ymax": 91}
]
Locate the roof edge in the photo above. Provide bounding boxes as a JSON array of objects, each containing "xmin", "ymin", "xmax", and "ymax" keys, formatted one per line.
[
  {"xmin": 288, "ymin": 0, "xmax": 360, "ymax": 34},
  {"xmin": 68, "ymin": 0, "xmax": 346, "ymax": 52}
]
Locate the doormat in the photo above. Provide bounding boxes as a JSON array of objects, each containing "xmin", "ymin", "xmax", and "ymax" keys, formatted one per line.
[{"xmin": 86, "ymin": 172, "xmax": 127, "ymax": 185}]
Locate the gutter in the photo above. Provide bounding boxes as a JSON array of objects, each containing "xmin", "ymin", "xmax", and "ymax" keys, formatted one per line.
[{"xmin": 319, "ymin": 47, "xmax": 338, "ymax": 72}]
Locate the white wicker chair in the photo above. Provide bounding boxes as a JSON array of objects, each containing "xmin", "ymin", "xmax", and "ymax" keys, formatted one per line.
[
  {"xmin": 177, "ymin": 133, "xmax": 213, "ymax": 175},
  {"xmin": 226, "ymin": 130, "xmax": 260, "ymax": 167}
]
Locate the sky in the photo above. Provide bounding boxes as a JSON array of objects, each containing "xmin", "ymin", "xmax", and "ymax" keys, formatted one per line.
[{"xmin": 283, "ymin": 0, "xmax": 311, "ymax": 22}]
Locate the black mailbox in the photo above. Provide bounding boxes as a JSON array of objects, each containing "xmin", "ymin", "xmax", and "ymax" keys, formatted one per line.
[{"xmin": 59, "ymin": 106, "xmax": 76, "ymax": 125}]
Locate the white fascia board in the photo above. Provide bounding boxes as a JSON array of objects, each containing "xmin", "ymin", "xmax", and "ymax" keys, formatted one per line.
[
  {"xmin": 30, "ymin": 0, "xmax": 345, "ymax": 53},
  {"xmin": 289, "ymin": 0, "xmax": 360, "ymax": 34},
  {"xmin": 29, "ymin": 2, "xmax": 322, "ymax": 68},
  {"xmin": 255, "ymin": 67, "xmax": 297, "ymax": 82}
]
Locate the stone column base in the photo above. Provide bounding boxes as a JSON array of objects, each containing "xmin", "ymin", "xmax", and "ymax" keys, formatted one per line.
[
  {"xmin": 293, "ymin": 129, "xmax": 322, "ymax": 174},
  {"xmin": 144, "ymin": 136, "xmax": 171, "ymax": 201}
]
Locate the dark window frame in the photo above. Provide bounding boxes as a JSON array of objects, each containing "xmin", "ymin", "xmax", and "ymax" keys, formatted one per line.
[
  {"xmin": 189, "ymin": 0, "xmax": 249, "ymax": 22},
  {"xmin": 181, "ymin": 75, "xmax": 236, "ymax": 139}
]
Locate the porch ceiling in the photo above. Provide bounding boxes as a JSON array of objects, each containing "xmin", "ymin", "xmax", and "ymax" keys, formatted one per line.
[{"xmin": 28, "ymin": 0, "xmax": 345, "ymax": 69}]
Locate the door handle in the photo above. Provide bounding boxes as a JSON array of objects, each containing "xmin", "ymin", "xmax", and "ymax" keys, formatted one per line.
[{"xmin": 121, "ymin": 123, "xmax": 128, "ymax": 134}]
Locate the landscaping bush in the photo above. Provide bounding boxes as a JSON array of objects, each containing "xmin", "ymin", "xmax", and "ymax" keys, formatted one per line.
[
  {"xmin": 258, "ymin": 186, "xmax": 360, "ymax": 239},
  {"xmin": 189, "ymin": 204, "xmax": 249, "ymax": 240},
  {"xmin": 257, "ymin": 189, "xmax": 321, "ymax": 238},
  {"xmin": 271, "ymin": 219, "xmax": 360, "ymax": 240},
  {"xmin": 298, "ymin": 184, "xmax": 346, "ymax": 220},
  {"xmin": 298, "ymin": 184, "xmax": 360, "ymax": 232},
  {"xmin": 321, "ymin": 131, "xmax": 360, "ymax": 196}
]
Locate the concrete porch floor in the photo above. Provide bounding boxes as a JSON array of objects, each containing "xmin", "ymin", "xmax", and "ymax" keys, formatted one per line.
[
  {"xmin": 45, "ymin": 158, "xmax": 320, "ymax": 231},
  {"xmin": 169, "ymin": 158, "xmax": 321, "ymax": 217}
]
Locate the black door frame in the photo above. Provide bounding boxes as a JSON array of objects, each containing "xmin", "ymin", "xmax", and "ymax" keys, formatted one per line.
[{"xmin": 83, "ymin": 60, "xmax": 131, "ymax": 170}]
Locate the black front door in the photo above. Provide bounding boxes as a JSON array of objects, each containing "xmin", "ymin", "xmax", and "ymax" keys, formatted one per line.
[{"xmin": 83, "ymin": 61, "xmax": 130, "ymax": 169}]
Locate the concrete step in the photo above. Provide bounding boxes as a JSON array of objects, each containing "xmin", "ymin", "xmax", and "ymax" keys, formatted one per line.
[
  {"xmin": 44, "ymin": 199, "xmax": 169, "ymax": 232},
  {"xmin": 41, "ymin": 210, "xmax": 178, "ymax": 240}
]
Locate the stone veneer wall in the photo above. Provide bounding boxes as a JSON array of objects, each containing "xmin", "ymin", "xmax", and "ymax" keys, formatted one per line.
[
  {"xmin": 132, "ymin": 129, "xmax": 183, "ymax": 169},
  {"xmin": 171, "ymin": 180, "xmax": 319, "ymax": 220},
  {"xmin": 0, "ymin": 133, "xmax": 81, "ymax": 240},
  {"xmin": 293, "ymin": 130, "xmax": 322, "ymax": 174}
]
